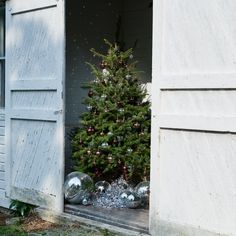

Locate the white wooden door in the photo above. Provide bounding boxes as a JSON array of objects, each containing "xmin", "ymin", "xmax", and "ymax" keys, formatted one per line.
[
  {"xmin": 5, "ymin": 0, "xmax": 65, "ymax": 212},
  {"xmin": 150, "ymin": 0, "xmax": 236, "ymax": 235}
]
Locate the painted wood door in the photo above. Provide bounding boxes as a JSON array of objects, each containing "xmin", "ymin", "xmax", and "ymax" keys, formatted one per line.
[
  {"xmin": 5, "ymin": 0, "xmax": 65, "ymax": 212},
  {"xmin": 150, "ymin": 0, "xmax": 236, "ymax": 235}
]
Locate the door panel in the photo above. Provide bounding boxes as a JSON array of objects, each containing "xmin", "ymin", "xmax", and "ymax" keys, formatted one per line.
[{"xmin": 5, "ymin": 0, "xmax": 65, "ymax": 211}]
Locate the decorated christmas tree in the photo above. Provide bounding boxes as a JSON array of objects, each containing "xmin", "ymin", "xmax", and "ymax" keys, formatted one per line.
[{"xmin": 71, "ymin": 40, "xmax": 151, "ymax": 184}]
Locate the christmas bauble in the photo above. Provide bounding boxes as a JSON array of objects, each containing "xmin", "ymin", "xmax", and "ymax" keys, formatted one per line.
[
  {"xmin": 100, "ymin": 61, "xmax": 107, "ymax": 69},
  {"xmin": 118, "ymin": 108, "xmax": 124, "ymax": 113},
  {"xmin": 87, "ymin": 126, "xmax": 95, "ymax": 135},
  {"xmin": 88, "ymin": 90, "xmax": 93, "ymax": 97},
  {"xmin": 87, "ymin": 150, "xmax": 91, "ymax": 155},
  {"xmin": 107, "ymin": 155, "xmax": 113, "ymax": 163},
  {"xmin": 101, "ymin": 142, "xmax": 109, "ymax": 148},
  {"xmin": 133, "ymin": 122, "xmax": 141, "ymax": 129},
  {"xmin": 100, "ymin": 94, "xmax": 107, "ymax": 101},
  {"xmin": 120, "ymin": 191, "xmax": 141, "ymax": 209},
  {"xmin": 117, "ymin": 101, "xmax": 124, "ymax": 108},
  {"xmin": 82, "ymin": 197, "xmax": 92, "ymax": 206},
  {"xmin": 125, "ymin": 74, "xmax": 131, "ymax": 79},
  {"xmin": 96, "ymin": 150, "xmax": 101, "ymax": 155},
  {"xmin": 87, "ymin": 105, "xmax": 93, "ymax": 111},
  {"xmin": 102, "ymin": 69, "xmax": 110, "ymax": 77},
  {"xmin": 135, "ymin": 181, "xmax": 150, "ymax": 205},
  {"xmin": 64, "ymin": 171, "xmax": 94, "ymax": 204},
  {"xmin": 95, "ymin": 181, "xmax": 111, "ymax": 193},
  {"xmin": 127, "ymin": 148, "xmax": 133, "ymax": 153}
]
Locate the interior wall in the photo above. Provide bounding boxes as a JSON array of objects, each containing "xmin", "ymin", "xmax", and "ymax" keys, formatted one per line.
[
  {"xmin": 122, "ymin": 0, "xmax": 152, "ymax": 83},
  {"xmin": 65, "ymin": 0, "xmax": 152, "ymax": 174}
]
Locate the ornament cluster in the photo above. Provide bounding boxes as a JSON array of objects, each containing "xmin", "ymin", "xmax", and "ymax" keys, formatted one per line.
[{"xmin": 64, "ymin": 171, "xmax": 150, "ymax": 209}]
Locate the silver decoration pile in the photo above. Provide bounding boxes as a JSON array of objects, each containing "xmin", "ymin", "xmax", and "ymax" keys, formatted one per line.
[{"xmin": 64, "ymin": 172, "xmax": 150, "ymax": 209}]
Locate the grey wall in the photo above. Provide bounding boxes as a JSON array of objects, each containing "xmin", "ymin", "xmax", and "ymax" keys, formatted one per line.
[
  {"xmin": 65, "ymin": 0, "xmax": 152, "ymax": 174},
  {"xmin": 122, "ymin": 0, "xmax": 152, "ymax": 83}
]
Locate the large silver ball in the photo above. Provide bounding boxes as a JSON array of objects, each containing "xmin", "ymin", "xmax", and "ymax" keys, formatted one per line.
[
  {"xmin": 64, "ymin": 171, "xmax": 94, "ymax": 204},
  {"xmin": 135, "ymin": 181, "xmax": 150, "ymax": 196},
  {"xmin": 135, "ymin": 181, "xmax": 150, "ymax": 205}
]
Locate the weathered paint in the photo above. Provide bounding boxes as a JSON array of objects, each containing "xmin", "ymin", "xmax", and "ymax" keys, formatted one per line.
[
  {"xmin": 0, "ymin": 111, "xmax": 9, "ymax": 208},
  {"xmin": 5, "ymin": 0, "xmax": 65, "ymax": 212},
  {"xmin": 151, "ymin": 0, "xmax": 236, "ymax": 235}
]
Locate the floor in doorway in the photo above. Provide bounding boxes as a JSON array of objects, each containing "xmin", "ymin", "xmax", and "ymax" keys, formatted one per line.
[{"xmin": 65, "ymin": 204, "xmax": 149, "ymax": 234}]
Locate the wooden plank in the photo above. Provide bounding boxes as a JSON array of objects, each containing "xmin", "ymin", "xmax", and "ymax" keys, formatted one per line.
[
  {"xmin": 0, "ymin": 136, "xmax": 4, "ymax": 145},
  {"xmin": 0, "ymin": 120, "xmax": 5, "ymax": 127},
  {"xmin": 160, "ymin": 74, "xmax": 236, "ymax": 89},
  {"xmin": 10, "ymin": 0, "xmax": 57, "ymax": 15},
  {"xmin": 0, "ymin": 163, "xmax": 5, "ymax": 172},
  {"xmin": 0, "ymin": 127, "xmax": 5, "ymax": 136},
  {"xmin": 159, "ymin": 130, "xmax": 236, "ymax": 234},
  {"xmin": 160, "ymin": 90, "xmax": 236, "ymax": 117},
  {"xmin": 0, "ymin": 154, "xmax": 5, "ymax": 163},
  {"xmin": 11, "ymin": 90, "xmax": 57, "ymax": 110},
  {"xmin": 0, "ymin": 180, "xmax": 5, "ymax": 189},
  {"xmin": 0, "ymin": 171, "xmax": 5, "ymax": 180},
  {"xmin": 0, "ymin": 114, "xmax": 5, "ymax": 121},
  {"xmin": 0, "ymin": 189, "xmax": 6, "ymax": 198},
  {"xmin": 149, "ymin": 0, "xmax": 163, "ymax": 235},
  {"xmin": 10, "ymin": 186, "xmax": 56, "ymax": 209},
  {"xmin": 10, "ymin": 79, "xmax": 57, "ymax": 91},
  {"xmin": 11, "ymin": 110, "xmax": 59, "ymax": 121},
  {"xmin": 0, "ymin": 195, "xmax": 10, "ymax": 208},
  {"xmin": 159, "ymin": 115, "xmax": 236, "ymax": 133}
]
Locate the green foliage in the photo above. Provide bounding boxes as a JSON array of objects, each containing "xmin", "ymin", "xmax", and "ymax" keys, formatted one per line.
[
  {"xmin": 71, "ymin": 40, "xmax": 151, "ymax": 183},
  {"xmin": 9, "ymin": 199, "xmax": 36, "ymax": 217},
  {"xmin": 0, "ymin": 225, "xmax": 27, "ymax": 236},
  {"xmin": 100, "ymin": 228, "xmax": 117, "ymax": 236}
]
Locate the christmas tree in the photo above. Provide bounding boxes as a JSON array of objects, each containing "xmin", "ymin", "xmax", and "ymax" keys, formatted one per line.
[{"xmin": 71, "ymin": 40, "xmax": 151, "ymax": 184}]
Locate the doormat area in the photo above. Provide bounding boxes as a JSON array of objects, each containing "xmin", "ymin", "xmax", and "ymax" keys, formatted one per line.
[{"xmin": 65, "ymin": 204, "xmax": 149, "ymax": 234}]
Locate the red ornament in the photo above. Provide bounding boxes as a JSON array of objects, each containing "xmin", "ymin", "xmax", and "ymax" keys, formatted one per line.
[
  {"xmin": 87, "ymin": 126, "xmax": 95, "ymax": 135},
  {"xmin": 96, "ymin": 150, "xmax": 101, "ymax": 156},
  {"xmin": 88, "ymin": 90, "xmax": 93, "ymax": 97},
  {"xmin": 113, "ymin": 138, "xmax": 118, "ymax": 145},
  {"xmin": 117, "ymin": 101, "xmax": 124, "ymax": 108},
  {"xmin": 100, "ymin": 61, "xmax": 107, "ymax": 69}
]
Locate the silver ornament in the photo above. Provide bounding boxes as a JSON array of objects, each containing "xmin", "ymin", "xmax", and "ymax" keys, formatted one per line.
[
  {"xmin": 95, "ymin": 181, "xmax": 111, "ymax": 193},
  {"xmin": 118, "ymin": 108, "xmax": 125, "ymax": 113},
  {"xmin": 120, "ymin": 191, "xmax": 141, "ymax": 209},
  {"xmin": 127, "ymin": 148, "xmax": 133, "ymax": 153},
  {"xmin": 64, "ymin": 171, "xmax": 94, "ymax": 204},
  {"xmin": 87, "ymin": 105, "xmax": 92, "ymax": 111},
  {"xmin": 101, "ymin": 142, "xmax": 109, "ymax": 148}
]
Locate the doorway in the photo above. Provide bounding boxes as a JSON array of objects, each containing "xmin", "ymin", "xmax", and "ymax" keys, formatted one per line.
[{"xmin": 65, "ymin": 0, "xmax": 152, "ymax": 232}]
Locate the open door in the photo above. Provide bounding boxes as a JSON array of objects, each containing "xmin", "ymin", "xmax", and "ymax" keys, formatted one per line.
[
  {"xmin": 5, "ymin": 0, "xmax": 65, "ymax": 212},
  {"xmin": 150, "ymin": 0, "xmax": 236, "ymax": 235}
]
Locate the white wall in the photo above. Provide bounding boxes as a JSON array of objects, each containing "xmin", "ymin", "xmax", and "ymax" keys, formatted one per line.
[{"xmin": 151, "ymin": 0, "xmax": 236, "ymax": 235}]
